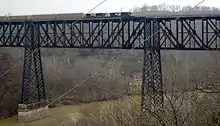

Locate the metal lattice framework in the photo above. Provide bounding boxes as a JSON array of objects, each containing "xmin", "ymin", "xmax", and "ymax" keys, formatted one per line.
[
  {"xmin": 21, "ymin": 22, "xmax": 45, "ymax": 104},
  {"xmin": 0, "ymin": 15, "xmax": 220, "ymax": 114},
  {"xmin": 0, "ymin": 16, "xmax": 220, "ymax": 49},
  {"xmin": 141, "ymin": 21, "xmax": 164, "ymax": 124}
]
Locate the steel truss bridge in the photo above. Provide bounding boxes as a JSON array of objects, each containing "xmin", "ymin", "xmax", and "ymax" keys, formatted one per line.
[{"xmin": 1, "ymin": 14, "xmax": 220, "ymax": 119}]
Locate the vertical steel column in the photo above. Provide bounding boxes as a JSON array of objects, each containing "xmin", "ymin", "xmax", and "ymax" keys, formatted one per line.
[
  {"xmin": 21, "ymin": 22, "xmax": 45, "ymax": 104},
  {"xmin": 141, "ymin": 20, "xmax": 164, "ymax": 124}
]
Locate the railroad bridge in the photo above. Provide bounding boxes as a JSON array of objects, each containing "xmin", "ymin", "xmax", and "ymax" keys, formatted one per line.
[{"xmin": 0, "ymin": 13, "xmax": 220, "ymax": 122}]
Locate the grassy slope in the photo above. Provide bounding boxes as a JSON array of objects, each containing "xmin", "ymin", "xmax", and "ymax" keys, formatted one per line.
[{"xmin": 0, "ymin": 98, "xmax": 129, "ymax": 126}]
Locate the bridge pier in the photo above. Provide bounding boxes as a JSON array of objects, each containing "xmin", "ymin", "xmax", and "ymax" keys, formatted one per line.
[
  {"xmin": 141, "ymin": 48, "xmax": 164, "ymax": 121},
  {"xmin": 19, "ymin": 22, "xmax": 48, "ymax": 122},
  {"xmin": 141, "ymin": 21, "xmax": 164, "ymax": 125},
  {"xmin": 18, "ymin": 100, "xmax": 48, "ymax": 122}
]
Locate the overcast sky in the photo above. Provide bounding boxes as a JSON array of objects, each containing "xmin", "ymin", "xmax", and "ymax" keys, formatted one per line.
[{"xmin": 0, "ymin": 0, "xmax": 219, "ymax": 16}]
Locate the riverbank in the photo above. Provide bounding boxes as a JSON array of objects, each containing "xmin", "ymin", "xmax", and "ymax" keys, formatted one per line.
[{"xmin": 0, "ymin": 96, "xmax": 140, "ymax": 126}]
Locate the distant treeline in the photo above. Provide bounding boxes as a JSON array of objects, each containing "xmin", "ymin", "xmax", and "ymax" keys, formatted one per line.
[{"xmin": 130, "ymin": 4, "xmax": 220, "ymax": 16}]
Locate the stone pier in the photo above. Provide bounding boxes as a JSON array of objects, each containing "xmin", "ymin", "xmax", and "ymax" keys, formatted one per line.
[{"xmin": 18, "ymin": 100, "xmax": 49, "ymax": 122}]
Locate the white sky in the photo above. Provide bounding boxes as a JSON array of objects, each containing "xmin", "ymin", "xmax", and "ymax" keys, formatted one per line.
[{"xmin": 0, "ymin": 0, "xmax": 219, "ymax": 16}]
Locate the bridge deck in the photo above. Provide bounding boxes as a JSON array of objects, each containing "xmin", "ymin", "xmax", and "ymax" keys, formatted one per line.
[{"xmin": 0, "ymin": 14, "xmax": 220, "ymax": 50}]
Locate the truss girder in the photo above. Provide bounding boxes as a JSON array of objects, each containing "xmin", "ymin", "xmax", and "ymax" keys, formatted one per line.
[{"xmin": 0, "ymin": 16, "xmax": 219, "ymax": 50}]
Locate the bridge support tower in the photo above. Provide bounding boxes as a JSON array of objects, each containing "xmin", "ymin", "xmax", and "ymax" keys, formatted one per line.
[
  {"xmin": 141, "ymin": 21, "xmax": 164, "ymax": 125},
  {"xmin": 18, "ymin": 22, "xmax": 48, "ymax": 122}
]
